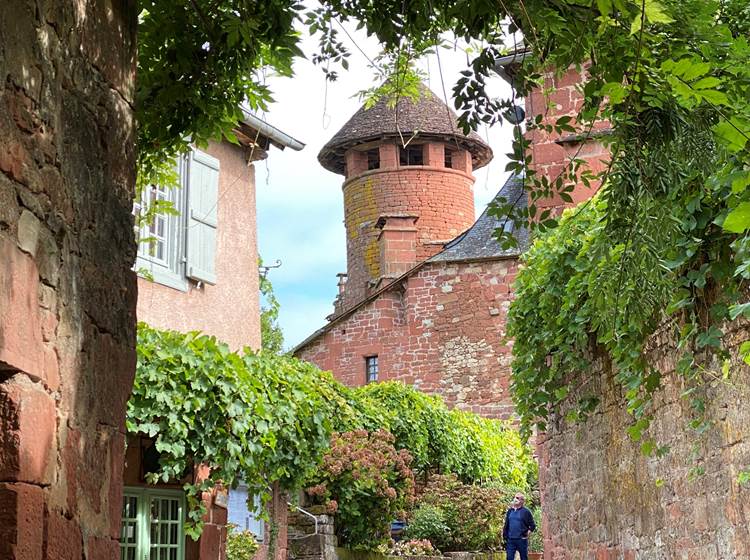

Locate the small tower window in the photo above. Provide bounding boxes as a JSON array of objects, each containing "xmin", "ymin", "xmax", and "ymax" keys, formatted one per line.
[
  {"xmin": 399, "ymin": 145, "xmax": 424, "ymax": 166},
  {"xmin": 367, "ymin": 148, "xmax": 380, "ymax": 170},
  {"xmin": 365, "ymin": 355, "xmax": 379, "ymax": 383},
  {"xmin": 444, "ymin": 148, "xmax": 455, "ymax": 169}
]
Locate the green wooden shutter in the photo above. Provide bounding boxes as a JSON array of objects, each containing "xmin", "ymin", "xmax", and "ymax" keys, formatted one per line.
[{"xmin": 186, "ymin": 149, "xmax": 220, "ymax": 285}]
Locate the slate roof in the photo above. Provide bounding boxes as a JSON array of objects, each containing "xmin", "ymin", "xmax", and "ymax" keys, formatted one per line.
[
  {"xmin": 430, "ymin": 174, "xmax": 529, "ymax": 262},
  {"xmin": 318, "ymin": 83, "xmax": 493, "ymax": 174}
]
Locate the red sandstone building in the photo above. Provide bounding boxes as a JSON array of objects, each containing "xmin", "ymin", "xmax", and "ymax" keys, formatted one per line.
[
  {"xmin": 122, "ymin": 113, "xmax": 303, "ymax": 560},
  {"xmin": 294, "ymin": 86, "xmax": 528, "ymax": 419}
]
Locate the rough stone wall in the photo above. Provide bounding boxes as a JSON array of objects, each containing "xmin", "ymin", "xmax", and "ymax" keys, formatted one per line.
[
  {"xmin": 287, "ymin": 510, "xmax": 337, "ymax": 560},
  {"xmin": 538, "ymin": 321, "xmax": 750, "ymax": 559},
  {"xmin": 137, "ymin": 139, "xmax": 261, "ymax": 351},
  {"xmin": 0, "ymin": 1, "xmax": 137, "ymax": 558},
  {"xmin": 340, "ymin": 163, "xmax": 476, "ymax": 310},
  {"xmin": 296, "ymin": 258, "xmax": 518, "ymax": 419}
]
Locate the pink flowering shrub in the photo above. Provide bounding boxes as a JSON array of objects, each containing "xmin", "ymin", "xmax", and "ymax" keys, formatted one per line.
[
  {"xmin": 379, "ymin": 539, "xmax": 441, "ymax": 557},
  {"xmin": 306, "ymin": 429, "xmax": 415, "ymax": 549}
]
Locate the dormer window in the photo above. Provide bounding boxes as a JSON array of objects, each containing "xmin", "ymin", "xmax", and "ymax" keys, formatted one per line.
[
  {"xmin": 399, "ymin": 145, "xmax": 424, "ymax": 166},
  {"xmin": 367, "ymin": 148, "xmax": 380, "ymax": 170}
]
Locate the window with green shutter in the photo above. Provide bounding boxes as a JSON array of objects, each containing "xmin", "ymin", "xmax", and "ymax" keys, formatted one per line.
[
  {"xmin": 133, "ymin": 147, "xmax": 220, "ymax": 290},
  {"xmin": 120, "ymin": 487, "xmax": 185, "ymax": 560}
]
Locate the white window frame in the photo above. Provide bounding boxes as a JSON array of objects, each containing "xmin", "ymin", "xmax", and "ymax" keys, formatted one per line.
[{"xmin": 134, "ymin": 156, "xmax": 189, "ymax": 292}]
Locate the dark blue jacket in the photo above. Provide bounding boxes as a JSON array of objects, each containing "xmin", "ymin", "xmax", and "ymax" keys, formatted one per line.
[{"xmin": 502, "ymin": 506, "xmax": 535, "ymax": 540}]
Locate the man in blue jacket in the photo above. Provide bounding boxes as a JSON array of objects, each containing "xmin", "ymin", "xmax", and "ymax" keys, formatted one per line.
[{"xmin": 502, "ymin": 492, "xmax": 536, "ymax": 560}]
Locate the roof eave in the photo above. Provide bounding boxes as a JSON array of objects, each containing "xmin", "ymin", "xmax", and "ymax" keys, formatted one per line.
[{"xmin": 241, "ymin": 110, "xmax": 306, "ymax": 151}]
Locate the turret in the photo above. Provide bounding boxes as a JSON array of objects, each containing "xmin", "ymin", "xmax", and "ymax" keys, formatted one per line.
[{"xmin": 318, "ymin": 84, "xmax": 493, "ymax": 312}]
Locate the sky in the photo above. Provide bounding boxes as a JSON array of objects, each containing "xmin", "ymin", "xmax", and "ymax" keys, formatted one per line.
[{"xmin": 255, "ymin": 25, "xmax": 518, "ymax": 350}]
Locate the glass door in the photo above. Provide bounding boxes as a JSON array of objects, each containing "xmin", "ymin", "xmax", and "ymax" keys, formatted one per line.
[{"xmin": 120, "ymin": 488, "xmax": 185, "ymax": 560}]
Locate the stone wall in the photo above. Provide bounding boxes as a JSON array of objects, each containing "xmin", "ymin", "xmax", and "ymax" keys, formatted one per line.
[
  {"xmin": 296, "ymin": 258, "xmax": 518, "ymax": 419},
  {"xmin": 0, "ymin": 1, "xmax": 137, "ymax": 559},
  {"xmin": 538, "ymin": 321, "xmax": 750, "ymax": 559},
  {"xmin": 523, "ymin": 67, "xmax": 609, "ymax": 213},
  {"xmin": 287, "ymin": 510, "xmax": 337, "ymax": 560}
]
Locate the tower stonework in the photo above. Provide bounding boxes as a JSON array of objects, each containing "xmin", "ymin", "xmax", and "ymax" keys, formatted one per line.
[{"xmin": 318, "ymin": 86, "xmax": 492, "ymax": 313}]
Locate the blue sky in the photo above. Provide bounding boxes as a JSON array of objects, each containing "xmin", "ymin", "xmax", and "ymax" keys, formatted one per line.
[{"xmin": 255, "ymin": 28, "xmax": 517, "ymax": 350}]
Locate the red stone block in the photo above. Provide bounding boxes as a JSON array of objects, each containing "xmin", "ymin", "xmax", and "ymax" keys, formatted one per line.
[
  {"xmin": 46, "ymin": 509, "xmax": 83, "ymax": 560},
  {"xmin": 86, "ymin": 536, "xmax": 119, "ymax": 560},
  {"xmin": 0, "ymin": 238, "xmax": 45, "ymax": 381},
  {"xmin": 199, "ymin": 523, "xmax": 222, "ymax": 559},
  {"xmin": 0, "ymin": 482, "xmax": 44, "ymax": 560},
  {"xmin": 0, "ymin": 377, "xmax": 56, "ymax": 485}
]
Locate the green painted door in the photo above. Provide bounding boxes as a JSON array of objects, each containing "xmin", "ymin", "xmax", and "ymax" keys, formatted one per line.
[{"xmin": 120, "ymin": 488, "xmax": 185, "ymax": 560}]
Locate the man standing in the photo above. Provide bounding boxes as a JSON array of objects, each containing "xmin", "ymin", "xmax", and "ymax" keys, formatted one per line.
[{"xmin": 502, "ymin": 492, "xmax": 536, "ymax": 560}]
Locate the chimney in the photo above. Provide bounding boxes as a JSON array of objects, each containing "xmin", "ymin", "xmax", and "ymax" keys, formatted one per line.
[
  {"xmin": 377, "ymin": 215, "xmax": 418, "ymax": 282},
  {"xmin": 336, "ymin": 273, "xmax": 348, "ymax": 296},
  {"xmin": 496, "ymin": 52, "xmax": 610, "ymax": 213}
]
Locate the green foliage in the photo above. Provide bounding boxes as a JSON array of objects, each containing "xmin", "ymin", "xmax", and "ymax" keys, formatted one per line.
[
  {"xmin": 414, "ymin": 474, "xmax": 514, "ymax": 552},
  {"xmin": 403, "ymin": 505, "xmax": 451, "ymax": 551},
  {"xmin": 129, "ymin": 323, "xmax": 339, "ymax": 535},
  {"xmin": 259, "ymin": 262, "xmax": 284, "ymax": 354},
  {"xmin": 528, "ymin": 507, "xmax": 543, "ymax": 552},
  {"xmin": 226, "ymin": 525, "xmax": 260, "ymax": 560},
  {"xmin": 349, "ymin": 382, "xmax": 535, "ymax": 487},
  {"xmin": 131, "ymin": 327, "xmax": 532, "ymax": 542},
  {"xmin": 306, "ymin": 430, "xmax": 415, "ymax": 549},
  {"xmin": 137, "ymin": 0, "xmax": 302, "ymax": 181}
]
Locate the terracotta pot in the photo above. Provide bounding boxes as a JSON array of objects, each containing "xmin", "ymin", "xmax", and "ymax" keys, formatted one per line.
[{"xmin": 528, "ymin": 553, "xmax": 543, "ymax": 560}]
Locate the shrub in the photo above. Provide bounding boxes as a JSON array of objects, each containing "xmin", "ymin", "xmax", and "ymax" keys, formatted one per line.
[
  {"xmin": 415, "ymin": 474, "xmax": 513, "ymax": 551},
  {"xmin": 349, "ymin": 382, "xmax": 536, "ymax": 486},
  {"xmin": 403, "ymin": 504, "xmax": 451, "ymax": 551},
  {"xmin": 226, "ymin": 525, "xmax": 259, "ymax": 560},
  {"xmin": 306, "ymin": 430, "xmax": 415, "ymax": 549},
  {"xmin": 381, "ymin": 539, "xmax": 442, "ymax": 557}
]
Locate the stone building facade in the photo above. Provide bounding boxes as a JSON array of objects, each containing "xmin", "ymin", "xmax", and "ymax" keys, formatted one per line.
[
  {"xmin": 0, "ymin": 1, "xmax": 138, "ymax": 558},
  {"xmin": 537, "ymin": 323, "xmax": 750, "ymax": 560}
]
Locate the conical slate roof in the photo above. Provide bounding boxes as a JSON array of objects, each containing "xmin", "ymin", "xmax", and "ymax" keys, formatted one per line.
[{"xmin": 318, "ymin": 84, "xmax": 493, "ymax": 174}]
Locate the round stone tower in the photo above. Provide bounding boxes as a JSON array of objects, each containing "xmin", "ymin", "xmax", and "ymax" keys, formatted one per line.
[{"xmin": 319, "ymin": 84, "xmax": 493, "ymax": 312}]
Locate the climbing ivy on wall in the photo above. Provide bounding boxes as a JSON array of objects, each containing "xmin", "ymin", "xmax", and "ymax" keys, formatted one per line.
[
  {"xmin": 129, "ymin": 324, "xmax": 535, "ymax": 537},
  {"xmin": 305, "ymin": 0, "xmax": 750, "ymax": 452},
  {"xmin": 128, "ymin": 324, "xmax": 341, "ymax": 537}
]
